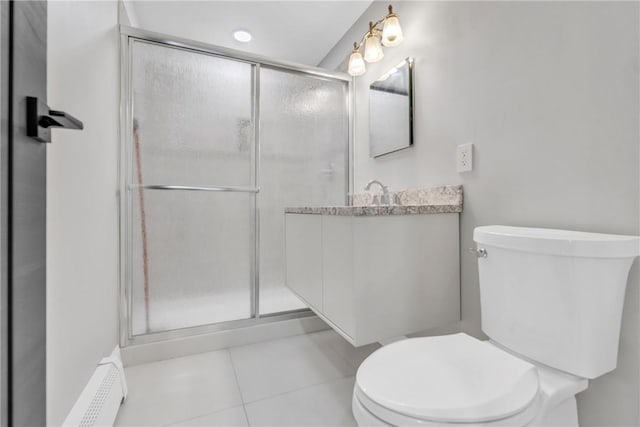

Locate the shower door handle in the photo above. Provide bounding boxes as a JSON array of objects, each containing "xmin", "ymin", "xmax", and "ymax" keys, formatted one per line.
[{"xmin": 26, "ymin": 96, "xmax": 84, "ymax": 143}]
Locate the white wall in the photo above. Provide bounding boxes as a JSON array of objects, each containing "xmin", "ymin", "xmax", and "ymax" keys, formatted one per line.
[
  {"xmin": 46, "ymin": 2, "xmax": 120, "ymax": 425},
  {"xmin": 119, "ymin": 0, "xmax": 139, "ymax": 27},
  {"xmin": 322, "ymin": 1, "xmax": 639, "ymax": 425}
]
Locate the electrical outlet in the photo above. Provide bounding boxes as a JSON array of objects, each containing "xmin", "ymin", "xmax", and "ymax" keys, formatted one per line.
[{"xmin": 457, "ymin": 143, "xmax": 473, "ymax": 172}]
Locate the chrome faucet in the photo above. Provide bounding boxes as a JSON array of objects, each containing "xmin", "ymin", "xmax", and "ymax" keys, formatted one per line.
[{"xmin": 364, "ymin": 179, "xmax": 391, "ymax": 205}]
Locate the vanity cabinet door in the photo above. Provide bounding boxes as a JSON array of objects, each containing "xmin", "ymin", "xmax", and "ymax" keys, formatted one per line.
[
  {"xmin": 285, "ymin": 214, "xmax": 323, "ymax": 310},
  {"xmin": 322, "ymin": 216, "xmax": 356, "ymax": 339}
]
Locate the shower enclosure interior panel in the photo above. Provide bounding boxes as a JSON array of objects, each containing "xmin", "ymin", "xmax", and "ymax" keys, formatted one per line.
[
  {"xmin": 258, "ymin": 68, "xmax": 348, "ymax": 315},
  {"xmin": 121, "ymin": 28, "xmax": 350, "ymax": 342}
]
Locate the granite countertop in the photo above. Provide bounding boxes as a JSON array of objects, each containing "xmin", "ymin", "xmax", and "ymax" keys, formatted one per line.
[
  {"xmin": 285, "ymin": 185, "xmax": 463, "ymax": 216},
  {"xmin": 285, "ymin": 204, "xmax": 462, "ymax": 216}
]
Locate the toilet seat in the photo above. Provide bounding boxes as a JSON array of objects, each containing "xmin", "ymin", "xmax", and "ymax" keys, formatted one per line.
[
  {"xmin": 355, "ymin": 333, "xmax": 541, "ymax": 425},
  {"xmin": 353, "ymin": 386, "xmax": 543, "ymax": 426}
]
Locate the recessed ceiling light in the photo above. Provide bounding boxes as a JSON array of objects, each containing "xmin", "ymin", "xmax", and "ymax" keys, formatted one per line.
[{"xmin": 233, "ymin": 30, "xmax": 252, "ymax": 43}]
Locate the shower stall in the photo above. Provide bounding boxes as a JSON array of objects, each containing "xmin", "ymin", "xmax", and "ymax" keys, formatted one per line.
[{"xmin": 119, "ymin": 27, "xmax": 351, "ymax": 345}]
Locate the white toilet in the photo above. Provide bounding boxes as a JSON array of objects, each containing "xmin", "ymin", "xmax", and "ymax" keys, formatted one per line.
[{"xmin": 352, "ymin": 225, "xmax": 640, "ymax": 426}]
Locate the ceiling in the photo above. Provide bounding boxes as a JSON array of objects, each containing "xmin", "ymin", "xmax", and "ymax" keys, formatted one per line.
[{"xmin": 129, "ymin": 1, "xmax": 373, "ymax": 67}]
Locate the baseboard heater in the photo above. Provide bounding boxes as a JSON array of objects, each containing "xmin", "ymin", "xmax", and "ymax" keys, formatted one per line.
[{"xmin": 63, "ymin": 346, "xmax": 128, "ymax": 427}]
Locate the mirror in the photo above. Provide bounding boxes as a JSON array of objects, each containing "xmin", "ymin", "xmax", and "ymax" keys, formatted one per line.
[{"xmin": 369, "ymin": 57, "xmax": 414, "ymax": 158}]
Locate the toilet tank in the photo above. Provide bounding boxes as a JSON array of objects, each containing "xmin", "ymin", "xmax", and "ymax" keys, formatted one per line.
[{"xmin": 474, "ymin": 225, "xmax": 639, "ymax": 379}]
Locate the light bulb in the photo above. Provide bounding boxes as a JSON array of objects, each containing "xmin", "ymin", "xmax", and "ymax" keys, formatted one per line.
[
  {"xmin": 382, "ymin": 14, "xmax": 403, "ymax": 47},
  {"xmin": 348, "ymin": 49, "xmax": 366, "ymax": 76},
  {"xmin": 364, "ymin": 34, "xmax": 384, "ymax": 63}
]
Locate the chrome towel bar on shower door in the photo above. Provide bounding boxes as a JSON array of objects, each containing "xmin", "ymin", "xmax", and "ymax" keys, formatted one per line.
[{"xmin": 128, "ymin": 184, "xmax": 260, "ymax": 193}]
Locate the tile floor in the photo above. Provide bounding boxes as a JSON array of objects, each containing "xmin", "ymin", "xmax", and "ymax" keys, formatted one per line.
[{"xmin": 114, "ymin": 330, "xmax": 380, "ymax": 426}]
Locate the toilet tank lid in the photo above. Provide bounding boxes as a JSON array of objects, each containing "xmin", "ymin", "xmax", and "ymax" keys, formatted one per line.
[{"xmin": 474, "ymin": 225, "xmax": 640, "ymax": 258}]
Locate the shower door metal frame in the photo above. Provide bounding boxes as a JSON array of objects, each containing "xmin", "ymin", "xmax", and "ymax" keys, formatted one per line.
[{"xmin": 119, "ymin": 25, "xmax": 353, "ymax": 347}]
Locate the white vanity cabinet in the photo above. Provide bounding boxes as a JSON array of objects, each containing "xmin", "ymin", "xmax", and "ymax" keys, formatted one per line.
[{"xmin": 285, "ymin": 211, "xmax": 460, "ymax": 346}]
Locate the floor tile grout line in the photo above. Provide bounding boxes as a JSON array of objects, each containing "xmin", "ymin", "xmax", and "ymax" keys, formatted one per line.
[
  {"xmin": 165, "ymin": 376, "xmax": 358, "ymax": 427},
  {"xmin": 127, "ymin": 330, "xmax": 360, "ymax": 427},
  {"xmin": 228, "ymin": 348, "xmax": 247, "ymax": 404},
  {"xmin": 242, "ymin": 374, "xmax": 357, "ymax": 407},
  {"xmin": 149, "ymin": 349, "xmax": 245, "ymax": 427},
  {"xmin": 161, "ymin": 404, "xmax": 246, "ymax": 427},
  {"xmin": 227, "ymin": 329, "xmax": 358, "ymax": 404},
  {"xmin": 228, "ymin": 347, "xmax": 252, "ymax": 426},
  {"xmin": 230, "ymin": 330, "xmax": 360, "ymax": 406}
]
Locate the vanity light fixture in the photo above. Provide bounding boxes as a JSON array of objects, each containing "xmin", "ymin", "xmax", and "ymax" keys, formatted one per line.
[
  {"xmin": 348, "ymin": 4, "xmax": 404, "ymax": 76},
  {"xmin": 363, "ymin": 22, "xmax": 385, "ymax": 63},
  {"xmin": 348, "ymin": 43, "xmax": 366, "ymax": 76}
]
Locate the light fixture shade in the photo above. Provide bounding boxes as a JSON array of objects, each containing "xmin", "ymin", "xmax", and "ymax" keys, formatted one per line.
[
  {"xmin": 348, "ymin": 50, "xmax": 366, "ymax": 76},
  {"xmin": 382, "ymin": 15, "xmax": 403, "ymax": 47},
  {"xmin": 364, "ymin": 35, "xmax": 384, "ymax": 63}
]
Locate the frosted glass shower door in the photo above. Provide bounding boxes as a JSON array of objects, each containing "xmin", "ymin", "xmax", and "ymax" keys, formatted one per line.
[
  {"xmin": 259, "ymin": 68, "xmax": 349, "ymax": 315},
  {"xmin": 128, "ymin": 41, "xmax": 255, "ymax": 335}
]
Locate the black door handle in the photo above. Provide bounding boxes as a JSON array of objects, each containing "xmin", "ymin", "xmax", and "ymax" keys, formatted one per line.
[{"xmin": 26, "ymin": 96, "xmax": 83, "ymax": 143}]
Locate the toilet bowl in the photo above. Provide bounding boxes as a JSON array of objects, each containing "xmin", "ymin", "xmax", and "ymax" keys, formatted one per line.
[
  {"xmin": 352, "ymin": 226, "xmax": 640, "ymax": 426},
  {"xmin": 352, "ymin": 333, "xmax": 587, "ymax": 426}
]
